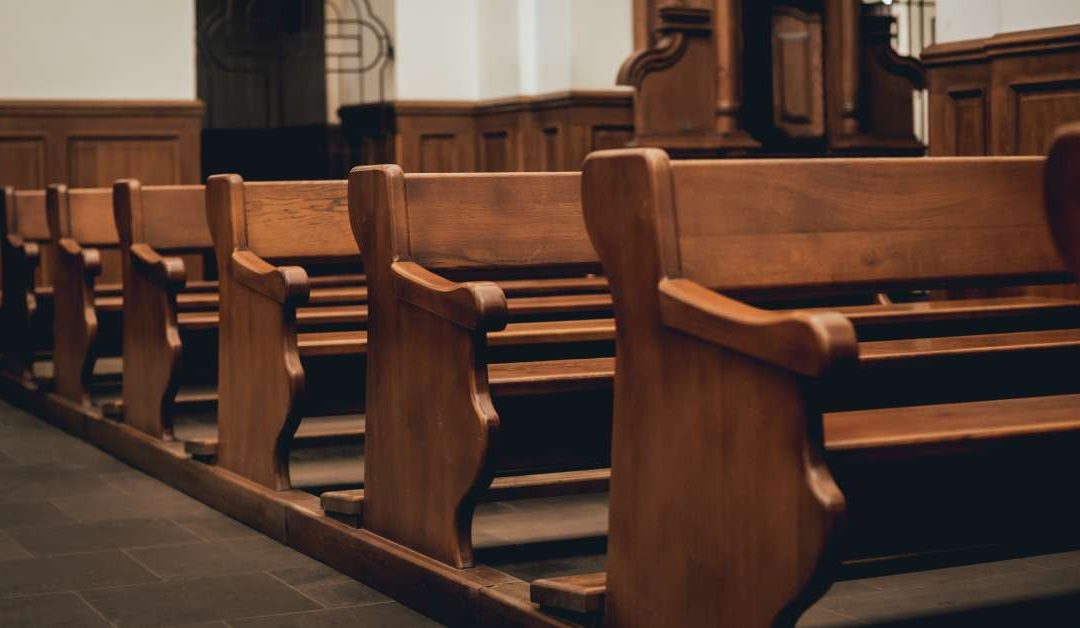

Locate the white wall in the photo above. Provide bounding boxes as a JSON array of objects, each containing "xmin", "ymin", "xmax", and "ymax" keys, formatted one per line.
[
  {"xmin": 937, "ymin": 0, "xmax": 1080, "ymax": 43},
  {"xmin": 374, "ymin": 0, "xmax": 632, "ymax": 102},
  {"xmin": 0, "ymin": 0, "xmax": 195, "ymax": 100}
]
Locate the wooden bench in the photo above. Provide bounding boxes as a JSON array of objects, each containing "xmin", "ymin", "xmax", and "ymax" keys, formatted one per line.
[
  {"xmin": 205, "ymin": 174, "xmax": 618, "ymax": 495},
  {"xmin": 527, "ymin": 133, "xmax": 1080, "ymax": 626},
  {"xmin": 46, "ymin": 184, "xmax": 126, "ymax": 408},
  {"xmin": 0, "ymin": 188, "xmax": 53, "ymax": 381},
  {"xmin": 113, "ymin": 181, "xmax": 218, "ymax": 438},
  {"xmin": 350, "ymin": 167, "xmax": 627, "ymax": 569}
]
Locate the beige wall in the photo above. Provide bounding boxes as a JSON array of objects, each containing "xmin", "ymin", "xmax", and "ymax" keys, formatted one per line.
[
  {"xmin": 937, "ymin": 0, "xmax": 1080, "ymax": 42},
  {"xmin": 0, "ymin": 0, "xmax": 195, "ymax": 99}
]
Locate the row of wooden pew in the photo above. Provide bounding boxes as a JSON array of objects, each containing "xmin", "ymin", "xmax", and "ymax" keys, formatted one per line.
[{"xmin": 3, "ymin": 124, "xmax": 1080, "ymax": 626}]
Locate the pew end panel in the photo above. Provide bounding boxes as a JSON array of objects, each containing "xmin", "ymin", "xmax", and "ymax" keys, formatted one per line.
[
  {"xmin": 1045, "ymin": 122, "xmax": 1080, "ymax": 282},
  {"xmin": 352, "ymin": 165, "xmax": 505, "ymax": 568},
  {"xmin": 580, "ymin": 148, "xmax": 850, "ymax": 627},
  {"xmin": 114, "ymin": 180, "xmax": 211, "ymax": 439},
  {"xmin": 1, "ymin": 189, "xmax": 51, "ymax": 380},
  {"xmin": 48, "ymin": 184, "xmax": 120, "ymax": 408},
  {"xmin": 207, "ymin": 174, "xmax": 361, "ymax": 490}
]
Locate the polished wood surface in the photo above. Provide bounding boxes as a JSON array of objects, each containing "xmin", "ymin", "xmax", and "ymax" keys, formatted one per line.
[
  {"xmin": 46, "ymin": 185, "xmax": 123, "ymax": 407},
  {"xmin": 925, "ymin": 24, "xmax": 1080, "ymax": 157},
  {"xmin": 576, "ymin": 134, "xmax": 1080, "ymax": 626},
  {"xmin": 0, "ymin": 100, "xmax": 202, "ymax": 189},
  {"xmin": 352, "ymin": 166, "xmax": 614, "ymax": 569},
  {"xmin": 113, "ymin": 180, "xmax": 211, "ymax": 439},
  {"xmin": 620, "ymin": 0, "xmax": 924, "ymax": 156},
  {"xmin": 340, "ymin": 91, "xmax": 633, "ymax": 173}
]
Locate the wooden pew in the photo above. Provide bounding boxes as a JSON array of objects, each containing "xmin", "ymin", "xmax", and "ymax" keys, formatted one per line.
[
  {"xmin": 46, "ymin": 184, "xmax": 125, "ymax": 409},
  {"xmin": 528, "ymin": 137, "xmax": 1080, "ymax": 626},
  {"xmin": 350, "ymin": 167, "xmax": 626, "ymax": 569},
  {"xmin": 0, "ymin": 188, "xmax": 53, "ymax": 381},
  {"xmin": 113, "ymin": 181, "xmax": 217, "ymax": 438},
  {"xmin": 206, "ymin": 174, "xmax": 616, "ymax": 495}
]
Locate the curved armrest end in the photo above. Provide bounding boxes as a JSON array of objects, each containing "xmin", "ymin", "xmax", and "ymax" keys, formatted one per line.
[
  {"xmin": 659, "ymin": 278, "xmax": 857, "ymax": 378},
  {"xmin": 130, "ymin": 243, "xmax": 187, "ymax": 289},
  {"xmin": 58, "ymin": 238, "xmax": 102, "ymax": 275},
  {"xmin": 231, "ymin": 249, "xmax": 310, "ymax": 306},
  {"xmin": 392, "ymin": 261, "xmax": 508, "ymax": 332}
]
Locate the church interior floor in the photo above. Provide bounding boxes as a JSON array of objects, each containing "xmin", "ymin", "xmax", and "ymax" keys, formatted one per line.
[{"xmin": 2, "ymin": 398, "xmax": 1080, "ymax": 626}]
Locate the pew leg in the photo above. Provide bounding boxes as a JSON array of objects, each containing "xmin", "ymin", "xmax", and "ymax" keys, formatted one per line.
[
  {"xmin": 121, "ymin": 268, "xmax": 182, "ymax": 439},
  {"xmin": 52, "ymin": 243, "xmax": 100, "ymax": 408},
  {"xmin": 363, "ymin": 302, "xmax": 496, "ymax": 569},
  {"xmin": 216, "ymin": 284, "xmax": 302, "ymax": 490}
]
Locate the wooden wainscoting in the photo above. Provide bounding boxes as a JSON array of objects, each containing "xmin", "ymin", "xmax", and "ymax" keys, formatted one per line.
[
  {"xmin": 339, "ymin": 90, "xmax": 633, "ymax": 173},
  {"xmin": 0, "ymin": 100, "xmax": 204, "ymax": 188},
  {"xmin": 925, "ymin": 25, "xmax": 1080, "ymax": 156}
]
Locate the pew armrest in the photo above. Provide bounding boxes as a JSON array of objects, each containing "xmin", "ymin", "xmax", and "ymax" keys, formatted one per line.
[
  {"xmin": 391, "ymin": 261, "xmax": 508, "ymax": 331},
  {"xmin": 658, "ymin": 278, "xmax": 857, "ymax": 377},
  {"xmin": 57, "ymin": 238, "xmax": 102, "ymax": 277},
  {"xmin": 231, "ymin": 249, "xmax": 309, "ymax": 306},
  {"xmin": 130, "ymin": 243, "xmax": 186, "ymax": 290},
  {"xmin": 6, "ymin": 234, "xmax": 40, "ymax": 266}
]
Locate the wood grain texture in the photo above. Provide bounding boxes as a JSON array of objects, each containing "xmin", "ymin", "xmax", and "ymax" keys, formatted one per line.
[
  {"xmin": 47, "ymin": 185, "xmax": 120, "ymax": 407},
  {"xmin": 581, "ymin": 148, "xmax": 846, "ymax": 627},
  {"xmin": 351, "ymin": 165, "xmax": 613, "ymax": 569},
  {"xmin": 0, "ymin": 100, "xmax": 202, "ymax": 189},
  {"xmin": 114, "ymin": 180, "xmax": 209, "ymax": 439},
  {"xmin": 925, "ymin": 24, "xmax": 1080, "ymax": 157}
]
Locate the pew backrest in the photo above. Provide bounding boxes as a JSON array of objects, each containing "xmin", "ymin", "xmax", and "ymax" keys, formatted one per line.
[
  {"xmin": 46, "ymin": 185, "xmax": 117, "ymax": 247},
  {"xmin": 205, "ymin": 176, "xmax": 356, "ymax": 271},
  {"xmin": 664, "ymin": 156, "xmax": 1063, "ymax": 295},
  {"xmin": 113, "ymin": 181, "xmax": 210, "ymax": 253},
  {"xmin": 2, "ymin": 189, "xmax": 49, "ymax": 242}
]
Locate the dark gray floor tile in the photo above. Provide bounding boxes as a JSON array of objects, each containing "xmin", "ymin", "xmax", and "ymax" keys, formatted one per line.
[
  {"xmin": 171, "ymin": 513, "xmax": 260, "ymax": 541},
  {"xmin": 0, "ymin": 530, "xmax": 31, "ymax": 560},
  {"xmin": 270, "ymin": 567, "xmax": 389, "ymax": 609},
  {"xmin": 0, "ymin": 464, "xmax": 118, "ymax": 503},
  {"xmin": 226, "ymin": 602, "xmax": 442, "ymax": 628},
  {"xmin": 0, "ymin": 592, "xmax": 110, "ymax": 627},
  {"xmin": 0, "ymin": 550, "xmax": 158, "ymax": 597},
  {"xmin": 492, "ymin": 552, "xmax": 606, "ymax": 582},
  {"xmin": 52, "ymin": 484, "xmax": 215, "ymax": 522},
  {"xmin": 127, "ymin": 537, "xmax": 321, "ymax": 579},
  {"xmin": 0, "ymin": 500, "xmax": 74, "ymax": 528},
  {"xmin": 80, "ymin": 572, "xmax": 320, "ymax": 627},
  {"xmin": 850, "ymin": 557, "xmax": 1040, "ymax": 593},
  {"xmin": 7, "ymin": 517, "xmax": 201, "ymax": 556}
]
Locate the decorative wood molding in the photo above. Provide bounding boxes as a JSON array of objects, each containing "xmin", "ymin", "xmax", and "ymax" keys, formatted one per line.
[
  {"xmin": 617, "ymin": 7, "xmax": 708, "ymax": 88},
  {"xmin": 339, "ymin": 91, "xmax": 633, "ymax": 173},
  {"xmin": 0, "ymin": 100, "xmax": 204, "ymax": 189},
  {"xmin": 926, "ymin": 24, "xmax": 1080, "ymax": 157}
]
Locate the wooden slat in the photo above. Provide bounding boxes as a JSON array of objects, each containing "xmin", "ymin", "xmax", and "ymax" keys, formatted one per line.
[
  {"xmin": 320, "ymin": 467, "xmax": 611, "ymax": 518},
  {"xmin": 826, "ymin": 393, "xmax": 1080, "ymax": 451},
  {"xmin": 488, "ymin": 357, "xmax": 614, "ymax": 396},
  {"xmin": 670, "ymin": 157, "xmax": 1065, "ymax": 291},
  {"xmin": 531, "ymin": 572, "xmax": 607, "ymax": 614},
  {"xmin": 244, "ymin": 181, "xmax": 355, "ymax": 259},
  {"xmin": 405, "ymin": 172, "xmax": 596, "ymax": 271},
  {"xmin": 823, "ymin": 296, "xmax": 1080, "ymax": 325},
  {"xmin": 860, "ymin": 327, "xmax": 1080, "ymax": 361}
]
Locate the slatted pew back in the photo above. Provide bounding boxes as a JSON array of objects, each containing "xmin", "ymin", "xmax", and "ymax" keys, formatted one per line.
[
  {"xmin": 2, "ymin": 189, "xmax": 52, "ymax": 288},
  {"xmin": 46, "ymin": 185, "xmax": 122, "ymax": 284},
  {"xmin": 207, "ymin": 176, "xmax": 356, "ymax": 270},
  {"xmin": 114, "ymin": 182, "xmax": 213, "ymax": 284},
  {"xmin": 350, "ymin": 166, "xmax": 607, "ymax": 568},
  {"xmin": 400, "ymin": 172, "xmax": 597, "ymax": 275},
  {"xmin": 581, "ymin": 148, "xmax": 1069, "ymax": 628},
  {"xmin": 669, "ymin": 157, "xmax": 1062, "ymax": 295}
]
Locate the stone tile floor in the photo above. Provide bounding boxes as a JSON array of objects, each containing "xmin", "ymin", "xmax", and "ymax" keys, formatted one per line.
[
  {"xmin": 4, "ymin": 397, "xmax": 1080, "ymax": 626},
  {"xmin": 0, "ymin": 400, "xmax": 438, "ymax": 627}
]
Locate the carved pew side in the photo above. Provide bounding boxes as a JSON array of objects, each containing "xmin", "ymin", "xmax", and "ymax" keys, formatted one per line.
[
  {"xmin": 532, "ymin": 139, "xmax": 1080, "ymax": 626},
  {"xmin": 351, "ymin": 167, "xmax": 624, "ymax": 569},
  {"xmin": 46, "ymin": 184, "xmax": 125, "ymax": 409},
  {"xmin": 1, "ymin": 188, "xmax": 53, "ymax": 381},
  {"xmin": 113, "ymin": 181, "xmax": 216, "ymax": 439}
]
